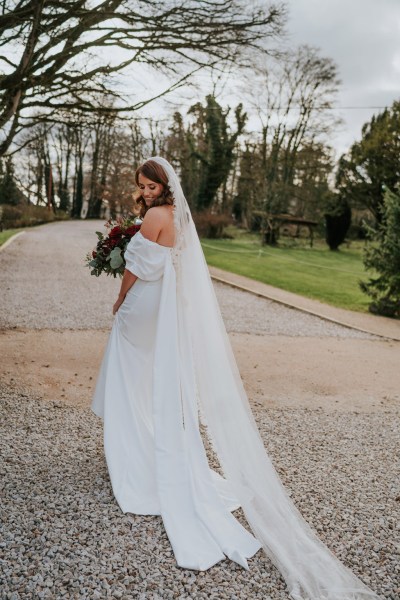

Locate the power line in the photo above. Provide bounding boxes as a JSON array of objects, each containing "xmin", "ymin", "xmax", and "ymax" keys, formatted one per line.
[
  {"xmin": 271, "ymin": 105, "xmax": 392, "ymax": 111},
  {"xmin": 335, "ymin": 106, "xmax": 390, "ymax": 109}
]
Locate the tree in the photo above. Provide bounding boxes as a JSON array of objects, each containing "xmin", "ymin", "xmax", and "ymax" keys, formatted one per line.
[
  {"xmin": 242, "ymin": 45, "xmax": 341, "ymax": 220},
  {"xmin": 188, "ymin": 95, "xmax": 247, "ymax": 211},
  {"xmin": 16, "ymin": 122, "xmax": 57, "ymax": 210},
  {"xmin": 292, "ymin": 143, "xmax": 334, "ymax": 220},
  {"xmin": 14, "ymin": 110, "xmax": 164, "ymax": 217},
  {"xmin": 231, "ymin": 45, "xmax": 341, "ymax": 242},
  {"xmin": 163, "ymin": 96, "xmax": 247, "ymax": 213},
  {"xmin": 233, "ymin": 144, "xmax": 264, "ymax": 228},
  {"xmin": 86, "ymin": 113, "xmax": 114, "ymax": 218},
  {"xmin": 324, "ymin": 194, "xmax": 351, "ymax": 251},
  {"xmin": 0, "ymin": 0, "xmax": 285, "ymax": 155},
  {"xmin": 70, "ymin": 121, "xmax": 90, "ymax": 218},
  {"xmin": 72, "ymin": 154, "xmax": 84, "ymax": 219},
  {"xmin": 104, "ymin": 129, "xmax": 137, "ymax": 218},
  {"xmin": 51, "ymin": 124, "xmax": 74, "ymax": 212},
  {"xmin": 11, "ymin": 123, "xmax": 47, "ymax": 206},
  {"xmin": 360, "ymin": 188, "xmax": 400, "ymax": 318},
  {"xmin": 0, "ymin": 157, "xmax": 24, "ymax": 205},
  {"xmin": 165, "ymin": 112, "xmax": 198, "ymax": 209},
  {"xmin": 336, "ymin": 101, "xmax": 400, "ymax": 223}
]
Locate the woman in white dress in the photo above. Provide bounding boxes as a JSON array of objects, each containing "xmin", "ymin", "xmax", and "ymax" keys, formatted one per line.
[{"xmin": 92, "ymin": 157, "xmax": 380, "ymax": 599}]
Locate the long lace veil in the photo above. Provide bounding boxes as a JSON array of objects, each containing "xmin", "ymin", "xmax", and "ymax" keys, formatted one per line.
[{"xmin": 149, "ymin": 156, "xmax": 379, "ymax": 600}]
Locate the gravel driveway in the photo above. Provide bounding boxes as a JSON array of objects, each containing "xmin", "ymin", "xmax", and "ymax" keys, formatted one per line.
[
  {"xmin": 0, "ymin": 221, "xmax": 397, "ymax": 599},
  {"xmin": 1, "ymin": 383, "xmax": 397, "ymax": 599},
  {"xmin": 0, "ymin": 221, "xmax": 375, "ymax": 338}
]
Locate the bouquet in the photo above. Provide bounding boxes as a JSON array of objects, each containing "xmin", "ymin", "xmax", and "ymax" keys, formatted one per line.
[{"xmin": 85, "ymin": 216, "xmax": 142, "ymax": 278}]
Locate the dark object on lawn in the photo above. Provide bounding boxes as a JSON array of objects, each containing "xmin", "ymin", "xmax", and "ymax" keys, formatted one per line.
[{"xmin": 325, "ymin": 205, "xmax": 351, "ymax": 251}]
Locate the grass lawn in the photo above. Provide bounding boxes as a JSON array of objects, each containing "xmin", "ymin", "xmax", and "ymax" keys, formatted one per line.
[
  {"xmin": 0, "ymin": 229, "xmax": 23, "ymax": 247},
  {"xmin": 200, "ymin": 228, "xmax": 372, "ymax": 312}
]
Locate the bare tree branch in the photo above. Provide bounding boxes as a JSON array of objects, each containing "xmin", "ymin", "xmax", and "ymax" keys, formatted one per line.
[{"xmin": 0, "ymin": 0, "xmax": 285, "ymax": 155}]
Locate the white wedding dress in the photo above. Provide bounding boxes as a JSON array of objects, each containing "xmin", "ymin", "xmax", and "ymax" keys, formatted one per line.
[
  {"xmin": 92, "ymin": 157, "xmax": 380, "ymax": 599},
  {"xmin": 92, "ymin": 230, "xmax": 262, "ymax": 570}
]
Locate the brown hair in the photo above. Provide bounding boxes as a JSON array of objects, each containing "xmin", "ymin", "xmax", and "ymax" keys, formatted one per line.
[{"xmin": 134, "ymin": 160, "xmax": 174, "ymax": 219}]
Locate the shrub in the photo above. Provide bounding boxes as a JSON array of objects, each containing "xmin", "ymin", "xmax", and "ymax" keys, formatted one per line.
[
  {"xmin": 192, "ymin": 210, "xmax": 233, "ymax": 238},
  {"xmin": 324, "ymin": 196, "xmax": 351, "ymax": 250},
  {"xmin": 0, "ymin": 205, "xmax": 23, "ymax": 226},
  {"xmin": 0, "ymin": 204, "xmax": 69, "ymax": 229}
]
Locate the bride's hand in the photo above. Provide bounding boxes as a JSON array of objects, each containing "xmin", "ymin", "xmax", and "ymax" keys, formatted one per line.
[{"xmin": 113, "ymin": 296, "xmax": 124, "ymax": 315}]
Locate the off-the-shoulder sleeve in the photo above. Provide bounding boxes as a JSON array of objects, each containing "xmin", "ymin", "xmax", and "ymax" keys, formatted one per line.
[{"xmin": 124, "ymin": 233, "xmax": 167, "ymax": 281}]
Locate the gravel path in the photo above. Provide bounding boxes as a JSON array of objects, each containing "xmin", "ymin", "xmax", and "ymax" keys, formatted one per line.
[
  {"xmin": 1, "ymin": 383, "xmax": 397, "ymax": 599},
  {"xmin": 0, "ymin": 221, "xmax": 376, "ymax": 338},
  {"xmin": 1, "ymin": 221, "xmax": 397, "ymax": 599}
]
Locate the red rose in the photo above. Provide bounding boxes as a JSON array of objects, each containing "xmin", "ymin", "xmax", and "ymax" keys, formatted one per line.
[
  {"xmin": 125, "ymin": 224, "xmax": 141, "ymax": 237},
  {"xmin": 109, "ymin": 226, "xmax": 122, "ymax": 238},
  {"xmin": 92, "ymin": 250, "xmax": 97, "ymax": 258}
]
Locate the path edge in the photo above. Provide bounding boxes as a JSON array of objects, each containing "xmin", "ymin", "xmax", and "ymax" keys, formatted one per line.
[
  {"xmin": 209, "ymin": 271, "xmax": 399, "ymax": 342},
  {"xmin": 0, "ymin": 231, "xmax": 25, "ymax": 252}
]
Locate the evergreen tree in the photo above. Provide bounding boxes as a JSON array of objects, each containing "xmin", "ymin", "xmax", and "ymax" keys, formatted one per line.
[
  {"xmin": 324, "ymin": 193, "xmax": 351, "ymax": 251},
  {"xmin": 58, "ymin": 187, "xmax": 70, "ymax": 212},
  {"xmin": 188, "ymin": 95, "xmax": 246, "ymax": 211},
  {"xmin": 360, "ymin": 188, "xmax": 400, "ymax": 317},
  {"xmin": 0, "ymin": 158, "xmax": 24, "ymax": 205},
  {"xmin": 336, "ymin": 101, "xmax": 400, "ymax": 222},
  {"xmin": 72, "ymin": 161, "xmax": 83, "ymax": 218}
]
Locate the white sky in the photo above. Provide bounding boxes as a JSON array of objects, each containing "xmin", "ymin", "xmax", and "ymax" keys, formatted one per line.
[
  {"xmin": 132, "ymin": 0, "xmax": 400, "ymax": 158},
  {"xmin": 10, "ymin": 0, "xmax": 399, "ymax": 161},
  {"xmin": 286, "ymin": 0, "xmax": 400, "ymax": 156}
]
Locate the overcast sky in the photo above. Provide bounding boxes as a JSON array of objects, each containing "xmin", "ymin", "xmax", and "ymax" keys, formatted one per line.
[
  {"xmin": 286, "ymin": 0, "xmax": 400, "ymax": 156},
  {"xmin": 133, "ymin": 0, "xmax": 400, "ymax": 158}
]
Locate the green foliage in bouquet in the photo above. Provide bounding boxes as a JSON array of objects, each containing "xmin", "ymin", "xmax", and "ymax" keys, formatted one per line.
[{"xmin": 85, "ymin": 217, "xmax": 142, "ymax": 278}]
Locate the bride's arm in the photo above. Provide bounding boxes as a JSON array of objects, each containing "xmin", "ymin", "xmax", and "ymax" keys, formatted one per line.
[
  {"xmin": 113, "ymin": 208, "xmax": 163, "ymax": 314},
  {"xmin": 113, "ymin": 269, "xmax": 138, "ymax": 315}
]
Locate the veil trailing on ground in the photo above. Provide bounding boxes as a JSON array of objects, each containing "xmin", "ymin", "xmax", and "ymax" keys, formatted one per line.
[{"xmin": 149, "ymin": 157, "xmax": 379, "ymax": 600}]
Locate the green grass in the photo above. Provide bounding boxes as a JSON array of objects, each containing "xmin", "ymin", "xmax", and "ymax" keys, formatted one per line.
[
  {"xmin": 200, "ymin": 229, "xmax": 371, "ymax": 312},
  {"xmin": 0, "ymin": 229, "xmax": 23, "ymax": 247}
]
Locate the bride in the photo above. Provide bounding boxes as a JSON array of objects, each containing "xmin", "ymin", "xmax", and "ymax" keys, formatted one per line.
[{"xmin": 92, "ymin": 157, "xmax": 380, "ymax": 600}]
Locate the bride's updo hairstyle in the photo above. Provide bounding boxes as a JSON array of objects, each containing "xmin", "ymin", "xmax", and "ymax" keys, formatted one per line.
[{"xmin": 135, "ymin": 159, "xmax": 174, "ymax": 219}]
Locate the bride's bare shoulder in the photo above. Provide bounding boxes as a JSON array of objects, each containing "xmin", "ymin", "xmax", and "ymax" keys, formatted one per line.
[
  {"xmin": 141, "ymin": 205, "xmax": 174, "ymax": 242},
  {"xmin": 145, "ymin": 205, "xmax": 173, "ymax": 221}
]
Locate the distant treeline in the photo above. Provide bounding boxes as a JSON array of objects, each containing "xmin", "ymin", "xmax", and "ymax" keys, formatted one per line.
[{"xmin": 1, "ymin": 45, "xmax": 400, "ymax": 249}]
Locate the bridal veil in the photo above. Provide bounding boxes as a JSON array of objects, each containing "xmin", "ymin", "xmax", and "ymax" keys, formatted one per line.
[{"xmin": 148, "ymin": 156, "xmax": 380, "ymax": 600}]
